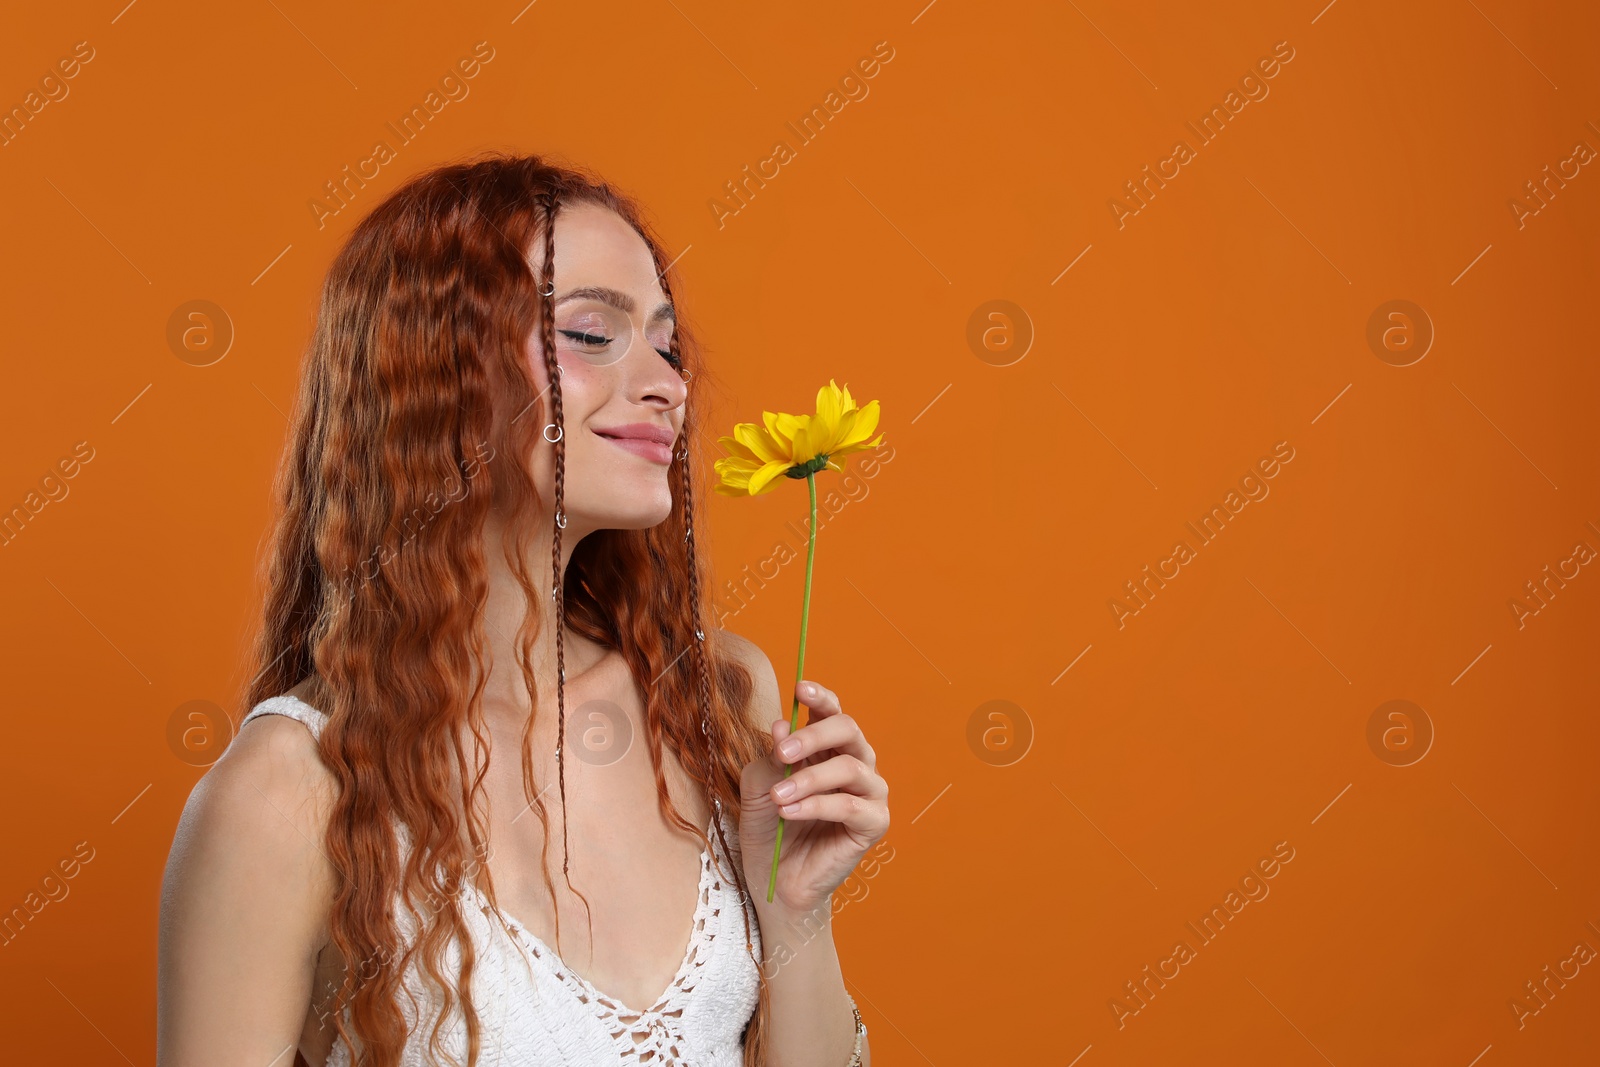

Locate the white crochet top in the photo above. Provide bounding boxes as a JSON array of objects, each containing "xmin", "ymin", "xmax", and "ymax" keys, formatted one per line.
[{"xmin": 240, "ymin": 695, "xmax": 763, "ymax": 1066}]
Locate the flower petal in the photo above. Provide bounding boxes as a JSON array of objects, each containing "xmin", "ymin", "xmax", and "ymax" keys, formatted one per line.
[
  {"xmin": 734, "ymin": 421, "xmax": 789, "ymax": 464},
  {"xmin": 713, "ymin": 456, "xmax": 759, "ymax": 495},
  {"xmin": 837, "ymin": 380, "xmax": 858, "ymax": 415},
  {"xmin": 768, "ymin": 411, "xmax": 809, "ymax": 456},
  {"xmin": 747, "ymin": 460, "xmax": 792, "ymax": 495},
  {"xmin": 821, "ymin": 407, "xmax": 858, "ymax": 452},
  {"xmin": 838, "ymin": 399, "xmax": 879, "ymax": 448},
  {"xmin": 816, "ymin": 380, "xmax": 844, "ymax": 433},
  {"xmin": 795, "ymin": 417, "xmax": 826, "ymax": 464},
  {"xmin": 718, "ymin": 434, "xmax": 760, "ymax": 462},
  {"xmin": 761, "ymin": 410, "xmax": 794, "ymax": 451}
]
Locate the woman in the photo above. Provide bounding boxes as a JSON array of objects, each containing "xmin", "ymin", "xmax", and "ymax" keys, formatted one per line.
[{"xmin": 157, "ymin": 153, "xmax": 888, "ymax": 1066}]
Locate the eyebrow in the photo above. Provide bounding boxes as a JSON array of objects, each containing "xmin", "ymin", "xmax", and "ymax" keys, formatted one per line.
[{"xmin": 555, "ymin": 285, "xmax": 675, "ymax": 325}]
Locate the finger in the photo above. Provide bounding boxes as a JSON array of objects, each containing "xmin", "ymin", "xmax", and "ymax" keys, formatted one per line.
[
  {"xmin": 766, "ymin": 717, "xmax": 826, "ymax": 774},
  {"xmin": 770, "ymin": 752, "xmax": 886, "ymax": 809},
  {"xmin": 775, "ymin": 789, "xmax": 888, "ymax": 837},
  {"xmin": 795, "ymin": 680, "xmax": 842, "ymax": 718},
  {"xmin": 775, "ymin": 711, "xmax": 875, "ymax": 770}
]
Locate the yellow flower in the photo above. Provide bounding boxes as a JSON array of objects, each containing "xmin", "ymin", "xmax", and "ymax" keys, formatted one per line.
[{"xmin": 713, "ymin": 379, "xmax": 885, "ymax": 497}]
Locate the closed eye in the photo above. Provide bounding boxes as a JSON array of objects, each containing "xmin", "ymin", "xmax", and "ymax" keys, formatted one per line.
[{"xmin": 561, "ymin": 329, "xmax": 683, "ymax": 371}]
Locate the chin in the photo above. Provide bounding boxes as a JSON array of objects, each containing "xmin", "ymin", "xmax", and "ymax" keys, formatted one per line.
[{"xmin": 587, "ymin": 500, "xmax": 674, "ymax": 531}]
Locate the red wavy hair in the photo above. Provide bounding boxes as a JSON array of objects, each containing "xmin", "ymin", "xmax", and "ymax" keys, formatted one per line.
[{"xmin": 244, "ymin": 151, "xmax": 772, "ymax": 1066}]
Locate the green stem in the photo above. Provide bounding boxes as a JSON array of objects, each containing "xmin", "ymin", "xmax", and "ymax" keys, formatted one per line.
[{"xmin": 768, "ymin": 470, "xmax": 818, "ymax": 903}]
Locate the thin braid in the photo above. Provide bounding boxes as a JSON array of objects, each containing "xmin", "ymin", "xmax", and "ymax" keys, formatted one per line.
[
  {"xmin": 536, "ymin": 189, "xmax": 576, "ymax": 893},
  {"xmin": 680, "ymin": 443, "xmax": 747, "ymax": 895},
  {"xmin": 670, "ymin": 321, "xmax": 769, "ymax": 1055}
]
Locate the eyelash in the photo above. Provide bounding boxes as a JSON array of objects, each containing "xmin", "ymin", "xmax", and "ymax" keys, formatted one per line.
[{"xmin": 558, "ymin": 329, "xmax": 682, "ymax": 369}]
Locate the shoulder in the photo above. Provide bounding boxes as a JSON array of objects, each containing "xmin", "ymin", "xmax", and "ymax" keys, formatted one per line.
[
  {"xmin": 163, "ymin": 707, "xmax": 340, "ymax": 948},
  {"xmin": 159, "ymin": 707, "xmax": 340, "ymax": 1055},
  {"xmin": 218, "ymin": 704, "xmax": 337, "ymax": 816},
  {"xmin": 717, "ymin": 630, "xmax": 782, "ymax": 735}
]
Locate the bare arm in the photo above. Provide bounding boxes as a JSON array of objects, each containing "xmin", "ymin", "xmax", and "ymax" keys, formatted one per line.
[
  {"xmin": 723, "ymin": 632, "xmax": 873, "ymax": 1067},
  {"xmin": 158, "ymin": 714, "xmax": 339, "ymax": 1067}
]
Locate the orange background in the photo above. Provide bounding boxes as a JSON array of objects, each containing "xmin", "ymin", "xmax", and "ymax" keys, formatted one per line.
[{"xmin": 2, "ymin": 0, "xmax": 1597, "ymax": 1062}]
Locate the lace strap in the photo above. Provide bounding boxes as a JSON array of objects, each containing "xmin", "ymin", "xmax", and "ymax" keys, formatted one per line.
[{"xmin": 240, "ymin": 694, "xmax": 328, "ymax": 739}]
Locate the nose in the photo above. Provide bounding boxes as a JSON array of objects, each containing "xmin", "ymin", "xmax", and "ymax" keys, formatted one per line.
[{"xmin": 618, "ymin": 330, "xmax": 688, "ymax": 407}]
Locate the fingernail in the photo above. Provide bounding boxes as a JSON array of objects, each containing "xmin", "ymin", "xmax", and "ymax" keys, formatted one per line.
[
  {"xmin": 774, "ymin": 780, "xmax": 796, "ymax": 800},
  {"xmin": 800, "ymin": 682, "xmax": 816, "ymax": 697},
  {"xmin": 780, "ymin": 803, "xmax": 801, "ymax": 815},
  {"xmin": 779, "ymin": 738, "xmax": 801, "ymax": 759}
]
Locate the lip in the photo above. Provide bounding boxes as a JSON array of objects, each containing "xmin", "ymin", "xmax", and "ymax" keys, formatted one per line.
[{"xmin": 593, "ymin": 422, "xmax": 676, "ymax": 465}]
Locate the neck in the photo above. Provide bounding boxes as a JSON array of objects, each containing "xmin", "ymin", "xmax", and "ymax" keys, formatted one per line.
[{"xmin": 477, "ymin": 511, "xmax": 608, "ymax": 714}]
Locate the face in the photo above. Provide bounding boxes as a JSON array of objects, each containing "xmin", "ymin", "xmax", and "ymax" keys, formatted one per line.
[{"xmin": 524, "ymin": 201, "xmax": 688, "ymax": 538}]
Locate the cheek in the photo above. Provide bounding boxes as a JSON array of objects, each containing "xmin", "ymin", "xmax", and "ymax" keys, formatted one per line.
[
  {"xmin": 526, "ymin": 343, "xmax": 560, "ymax": 389},
  {"xmin": 543, "ymin": 362, "xmax": 613, "ymax": 461},
  {"xmin": 527, "ymin": 351, "xmax": 598, "ymax": 407},
  {"xmin": 552, "ymin": 358, "xmax": 605, "ymax": 411},
  {"xmin": 526, "ymin": 332, "xmax": 585, "ymax": 381}
]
